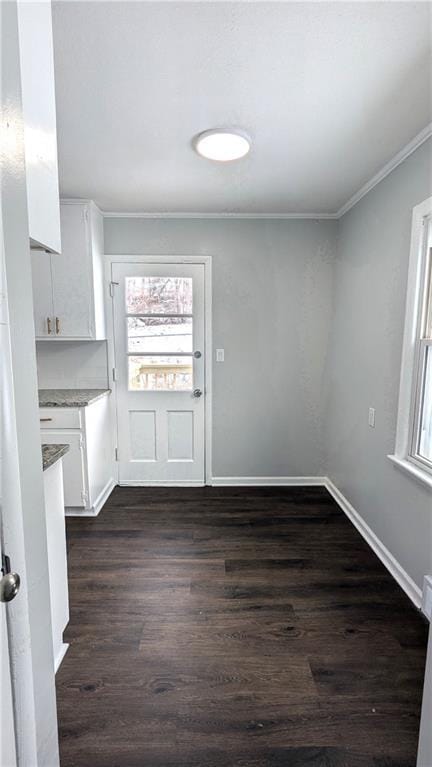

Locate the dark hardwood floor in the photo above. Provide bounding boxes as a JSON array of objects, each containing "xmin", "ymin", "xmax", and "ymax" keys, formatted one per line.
[{"xmin": 56, "ymin": 486, "xmax": 428, "ymax": 767}]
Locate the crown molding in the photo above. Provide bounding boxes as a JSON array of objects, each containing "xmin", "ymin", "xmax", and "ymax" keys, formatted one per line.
[
  {"xmin": 63, "ymin": 123, "xmax": 432, "ymax": 222},
  {"xmin": 101, "ymin": 211, "xmax": 338, "ymax": 220},
  {"xmin": 336, "ymin": 122, "xmax": 432, "ymax": 218}
]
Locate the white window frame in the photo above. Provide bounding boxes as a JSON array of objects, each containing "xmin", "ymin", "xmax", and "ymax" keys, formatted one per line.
[{"xmin": 389, "ymin": 196, "xmax": 432, "ymax": 490}]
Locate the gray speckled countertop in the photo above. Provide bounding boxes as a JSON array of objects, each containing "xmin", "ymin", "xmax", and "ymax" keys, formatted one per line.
[
  {"xmin": 39, "ymin": 389, "xmax": 111, "ymax": 408},
  {"xmin": 42, "ymin": 444, "xmax": 70, "ymax": 471}
]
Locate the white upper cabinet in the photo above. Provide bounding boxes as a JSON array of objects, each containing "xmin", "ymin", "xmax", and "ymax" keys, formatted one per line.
[
  {"xmin": 17, "ymin": 0, "xmax": 61, "ymax": 254},
  {"xmin": 31, "ymin": 200, "xmax": 106, "ymax": 340}
]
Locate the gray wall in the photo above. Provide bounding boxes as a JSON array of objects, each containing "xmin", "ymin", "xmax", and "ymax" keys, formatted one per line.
[
  {"xmin": 104, "ymin": 218, "xmax": 337, "ymax": 477},
  {"xmin": 323, "ymin": 138, "xmax": 432, "ymax": 590}
]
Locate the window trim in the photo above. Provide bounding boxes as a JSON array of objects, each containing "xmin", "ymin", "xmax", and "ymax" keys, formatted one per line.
[{"xmin": 389, "ymin": 196, "xmax": 432, "ymax": 490}]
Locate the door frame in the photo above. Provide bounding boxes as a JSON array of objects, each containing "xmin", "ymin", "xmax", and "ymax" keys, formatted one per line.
[{"xmin": 105, "ymin": 255, "xmax": 213, "ymax": 485}]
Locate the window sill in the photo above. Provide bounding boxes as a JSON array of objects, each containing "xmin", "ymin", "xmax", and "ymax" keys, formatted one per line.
[{"xmin": 388, "ymin": 454, "xmax": 432, "ymax": 491}]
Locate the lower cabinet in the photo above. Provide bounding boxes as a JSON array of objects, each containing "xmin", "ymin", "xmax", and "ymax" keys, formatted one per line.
[
  {"xmin": 40, "ymin": 396, "xmax": 115, "ymax": 516},
  {"xmin": 42, "ymin": 431, "xmax": 87, "ymax": 507}
]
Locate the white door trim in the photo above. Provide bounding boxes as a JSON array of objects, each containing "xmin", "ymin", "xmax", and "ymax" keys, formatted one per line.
[{"xmin": 105, "ymin": 255, "xmax": 213, "ymax": 485}]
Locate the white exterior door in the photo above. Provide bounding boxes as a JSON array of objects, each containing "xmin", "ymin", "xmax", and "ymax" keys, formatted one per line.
[
  {"xmin": 0, "ymin": 547, "xmax": 18, "ymax": 767},
  {"xmin": 112, "ymin": 262, "xmax": 206, "ymax": 485}
]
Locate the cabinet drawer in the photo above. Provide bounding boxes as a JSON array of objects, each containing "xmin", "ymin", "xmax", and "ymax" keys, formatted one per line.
[{"xmin": 39, "ymin": 408, "xmax": 82, "ymax": 430}]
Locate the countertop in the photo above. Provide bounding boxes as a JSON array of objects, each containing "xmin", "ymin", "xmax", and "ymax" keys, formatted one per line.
[
  {"xmin": 39, "ymin": 389, "xmax": 111, "ymax": 408},
  {"xmin": 42, "ymin": 444, "xmax": 70, "ymax": 471}
]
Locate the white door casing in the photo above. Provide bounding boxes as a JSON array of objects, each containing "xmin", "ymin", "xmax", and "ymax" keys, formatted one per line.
[
  {"xmin": 0, "ymin": 292, "xmax": 17, "ymax": 767},
  {"xmin": 1, "ymin": 1, "xmax": 59, "ymax": 762},
  {"xmin": 112, "ymin": 261, "xmax": 207, "ymax": 485},
  {"xmin": 0, "ymin": 589, "xmax": 17, "ymax": 767}
]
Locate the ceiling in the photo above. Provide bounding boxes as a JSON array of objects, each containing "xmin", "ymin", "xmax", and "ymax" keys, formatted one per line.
[{"xmin": 52, "ymin": 1, "xmax": 432, "ymax": 216}]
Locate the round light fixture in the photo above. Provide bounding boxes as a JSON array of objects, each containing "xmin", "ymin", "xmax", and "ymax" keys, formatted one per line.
[{"xmin": 194, "ymin": 129, "xmax": 250, "ymax": 162}]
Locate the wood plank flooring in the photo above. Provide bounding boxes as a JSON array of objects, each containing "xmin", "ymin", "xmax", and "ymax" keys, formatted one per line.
[{"xmin": 56, "ymin": 486, "xmax": 428, "ymax": 767}]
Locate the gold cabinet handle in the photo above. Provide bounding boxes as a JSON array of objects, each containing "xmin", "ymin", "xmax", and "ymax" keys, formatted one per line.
[
  {"xmin": 55, "ymin": 317, "xmax": 60, "ymax": 335},
  {"xmin": 47, "ymin": 317, "xmax": 52, "ymax": 335}
]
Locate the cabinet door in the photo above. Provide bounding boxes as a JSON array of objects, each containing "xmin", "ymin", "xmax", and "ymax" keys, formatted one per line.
[
  {"xmin": 41, "ymin": 431, "xmax": 87, "ymax": 507},
  {"xmin": 51, "ymin": 204, "xmax": 93, "ymax": 338},
  {"xmin": 17, "ymin": 0, "xmax": 61, "ymax": 254},
  {"xmin": 31, "ymin": 251, "xmax": 54, "ymax": 338}
]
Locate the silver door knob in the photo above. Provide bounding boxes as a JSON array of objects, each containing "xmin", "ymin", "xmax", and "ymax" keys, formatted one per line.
[
  {"xmin": 0, "ymin": 572, "xmax": 20, "ymax": 603},
  {"xmin": 192, "ymin": 388, "xmax": 203, "ymax": 398}
]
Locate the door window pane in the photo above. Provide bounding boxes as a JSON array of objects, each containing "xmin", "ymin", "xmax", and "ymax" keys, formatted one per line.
[
  {"xmin": 126, "ymin": 277, "xmax": 192, "ymax": 315},
  {"xmin": 419, "ymin": 346, "xmax": 432, "ymax": 463},
  {"xmin": 129, "ymin": 356, "xmax": 193, "ymax": 391},
  {"xmin": 127, "ymin": 317, "xmax": 192, "ymax": 353}
]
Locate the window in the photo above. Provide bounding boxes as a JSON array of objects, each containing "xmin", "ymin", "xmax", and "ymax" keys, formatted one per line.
[
  {"xmin": 390, "ymin": 197, "xmax": 432, "ymax": 487},
  {"xmin": 411, "ymin": 238, "xmax": 432, "ymax": 467},
  {"xmin": 126, "ymin": 276, "xmax": 194, "ymax": 391}
]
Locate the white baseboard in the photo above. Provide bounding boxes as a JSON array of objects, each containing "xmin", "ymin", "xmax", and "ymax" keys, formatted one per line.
[
  {"xmin": 65, "ymin": 477, "xmax": 116, "ymax": 517},
  {"xmin": 325, "ymin": 478, "xmax": 423, "ymax": 612},
  {"xmin": 92, "ymin": 477, "xmax": 116, "ymax": 515},
  {"xmin": 210, "ymin": 476, "xmax": 327, "ymax": 486},
  {"xmin": 54, "ymin": 642, "xmax": 69, "ymax": 673},
  {"xmin": 119, "ymin": 479, "xmax": 205, "ymax": 487},
  {"xmin": 422, "ymin": 576, "xmax": 432, "ymax": 620}
]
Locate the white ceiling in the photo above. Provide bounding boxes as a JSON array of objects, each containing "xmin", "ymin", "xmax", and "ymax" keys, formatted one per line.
[{"xmin": 52, "ymin": 1, "xmax": 432, "ymax": 216}]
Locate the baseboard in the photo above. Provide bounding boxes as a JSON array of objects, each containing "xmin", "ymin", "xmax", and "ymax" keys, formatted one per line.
[
  {"xmin": 422, "ymin": 576, "xmax": 432, "ymax": 620},
  {"xmin": 92, "ymin": 478, "xmax": 116, "ymax": 515},
  {"xmin": 65, "ymin": 478, "xmax": 116, "ymax": 517},
  {"xmin": 54, "ymin": 642, "xmax": 69, "ymax": 673},
  {"xmin": 325, "ymin": 478, "xmax": 423, "ymax": 612},
  {"xmin": 118, "ymin": 479, "xmax": 205, "ymax": 487},
  {"xmin": 210, "ymin": 476, "xmax": 327, "ymax": 486}
]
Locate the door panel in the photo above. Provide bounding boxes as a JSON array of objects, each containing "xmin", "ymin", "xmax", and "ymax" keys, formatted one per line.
[
  {"xmin": 129, "ymin": 410, "xmax": 156, "ymax": 460},
  {"xmin": 112, "ymin": 262, "xmax": 205, "ymax": 484},
  {"xmin": 167, "ymin": 410, "xmax": 194, "ymax": 460}
]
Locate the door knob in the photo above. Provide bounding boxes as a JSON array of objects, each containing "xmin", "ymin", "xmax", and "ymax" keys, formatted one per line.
[
  {"xmin": 192, "ymin": 388, "xmax": 203, "ymax": 398},
  {"xmin": 193, "ymin": 351, "xmax": 202, "ymax": 359},
  {"xmin": 0, "ymin": 556, "xmax": 20, "ymax": 603}
]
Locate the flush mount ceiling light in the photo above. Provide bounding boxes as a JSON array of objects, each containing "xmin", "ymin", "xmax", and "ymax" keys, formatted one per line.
[{"xmin": 194, "ymin": 129, "xmax": 250, "ymax": 162}]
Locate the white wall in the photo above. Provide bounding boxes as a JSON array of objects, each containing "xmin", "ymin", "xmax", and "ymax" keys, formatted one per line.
[
  {"xmin": 104, "ymin": 218, "xmax": 337, "ymax": 478},
  {"xmin": 323, "ymin": 137, "xmax": 432, "ymax": 591},
  {"xmin": 36, "ymin": 340, "xmax": 108, "ymax": 389}
]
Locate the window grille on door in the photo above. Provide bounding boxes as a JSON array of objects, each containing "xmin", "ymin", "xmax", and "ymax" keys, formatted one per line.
[{"xmin": 126, "ymin": 276, "xmax": 193, "ymax": 391}]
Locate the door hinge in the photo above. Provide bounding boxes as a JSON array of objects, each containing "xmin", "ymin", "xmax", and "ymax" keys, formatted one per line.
[
  {"xmin": 81, "ymin": 490, "xmax": 89, "ymax": 505},
  {"xmin": 109, "ymin": 281, "xmax": 119, "ymax": 298},
  {"xmin": 79, "ymin": 434, "xmax": 85, "ymax": 450},
  {"xmin": 112, "ymin": 367, "xmax": 117, "ymax": 381},
  {"xmin": 115, "ymin": 447, "xmax": 119, "ymax": 461}
]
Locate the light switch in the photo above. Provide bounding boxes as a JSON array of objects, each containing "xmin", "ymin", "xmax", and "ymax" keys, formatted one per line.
[
  {"xmin": 368, "ymin": 407, "xmax": 375, "ymax": 428},
  {"xmin": 216, "ymin": 349, "xmax": 224, "ymax": 362}
]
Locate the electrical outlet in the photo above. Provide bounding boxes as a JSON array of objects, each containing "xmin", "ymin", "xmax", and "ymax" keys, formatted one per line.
[
  {"xmin": 368, "ymin": 407, "xmax": 375, "ymax": 428},
  {"xmin": 216, "ymin": 349, "xmax": 224, "ymax": 362}
]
